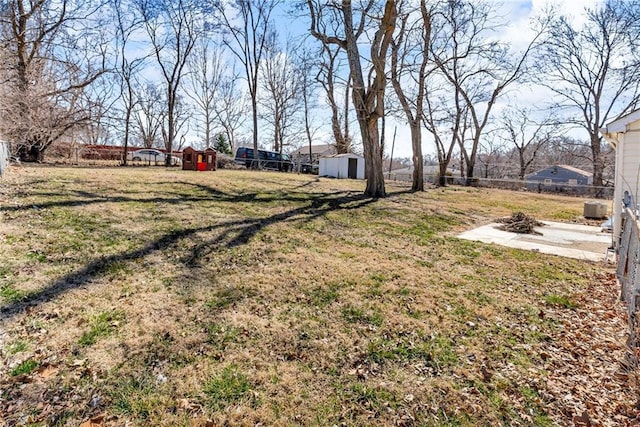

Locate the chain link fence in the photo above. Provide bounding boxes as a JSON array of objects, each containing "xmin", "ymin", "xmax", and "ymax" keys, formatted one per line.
[
  {"xmin": 386, "ymin": 173, "xmax": 614, "ymax": 199},
  {"xmin": 616, "ymin": 207, "xmax": 640, "ymax": 353},
  {"xmin": 0, "ymin": 141, "xmax": 9, "ymax": 177}
]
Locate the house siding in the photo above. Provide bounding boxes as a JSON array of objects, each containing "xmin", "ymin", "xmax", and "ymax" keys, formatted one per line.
[
  {"xmin": 525, "ymin": 166, "xmax": 592, "ymax": 191},
  {"xmin": 620, "ymin": 123, "xmax": 640, "ymax": 205},
  {"xmin": 608, "ymin": 118, "xmax": 640, "ymax": 244}
]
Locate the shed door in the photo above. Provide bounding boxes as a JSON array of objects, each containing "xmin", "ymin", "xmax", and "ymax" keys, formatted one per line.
[{"xmin": 348, "ymin": 158, "xmax": 357, "ymax": 179}]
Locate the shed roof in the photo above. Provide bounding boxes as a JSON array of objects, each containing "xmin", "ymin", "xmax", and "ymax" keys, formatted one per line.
[
  {"xmin": 183, "ymin": 146, "xmax": 216, "ymax": 152},
  {"xmin": 321, "ymin": 153, "xmax": 363, "ymax": 159}
]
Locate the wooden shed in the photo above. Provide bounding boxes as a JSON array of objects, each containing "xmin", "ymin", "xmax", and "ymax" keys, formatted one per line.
[
  {"xmin": 182, "ymin": 146, "xmax": 217, "ymax": 171},
  {"xmin": 601, "ymin": 109, "xmax": 640, "ymax": 246}
]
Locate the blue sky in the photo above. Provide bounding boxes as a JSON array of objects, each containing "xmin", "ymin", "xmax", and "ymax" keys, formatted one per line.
[
  {"xmin": 127, "ymin": 0, "xmax": 602, "ymax": 158},
  {"xmin": 382, "ymin": 0, "xmax": 601, "ymax": 159},
  {"xmin": 267, "ymin": 0, "xmax": 603, "ymax": 159}
]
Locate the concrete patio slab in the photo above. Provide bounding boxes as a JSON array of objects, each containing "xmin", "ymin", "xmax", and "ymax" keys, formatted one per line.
[{"xmin": 457, "ymin": 221, "xmax": 614, "ymax": 262}]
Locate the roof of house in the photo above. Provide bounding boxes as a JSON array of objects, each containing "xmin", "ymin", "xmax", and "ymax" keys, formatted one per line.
[
  {"xmin": 526, "ymin": 165, "xmax": 592, "ymax": 178},
  {"xmin": 601, "ymin": 108, "xmax": 640, "ymax": 134},
  {"xmin": 289, "ymin": 144, "xmax": 336, "ymax": 156}
]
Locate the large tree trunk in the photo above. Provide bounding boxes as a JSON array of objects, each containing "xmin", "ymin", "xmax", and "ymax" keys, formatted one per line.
[
  {"xmin": 341, "ymin": 0, "xmax": 395, "ymax": 198},
  {"xmin": 464, "ymin": 136, "xmax": 480, "ymax": 186},
  {"xmin": 465, "ymin": 162, "xmax": 476, "ymax": 186},
  {"xmin": 122, "ymin": 108, "xmax": 131, "ymax": 166},
  {"xmin": 591, "ymin": 134, "xmax": 603, "ymax": 187},
  {"xmin": 360, "ymin": 117, "xmax": 386, "ymax": 197},
  {"xmin": 165, "ymin": 93, "xmax": 175, "ymax": 166},
  {"xmin": 438, "ymin": 163, "xmax": 448, "ymax": 187},
  {"xmin": 205, "ymin": 109, "xmax": 211, "ymax": 148},
  {"xmin": 122, "ymin": 83, "xmax": 133, "ymax": 166},
  {"xmin": 331, "ymin": 108, "xmax": 346, "ymax": 153},
  {"xmin": 410, "ymin": 120, "xmax": 424, "ymax": 192},
  {"xmin": 518, "ymin": 149, "xmax": 526, "ymax": 180},
  {"xmin": 252, "ymin": 97, "xmax": 259, "ymax": 169},
  {"xmin": 434, "ymin": 134, "xmax": 456, "ymax": 187}
]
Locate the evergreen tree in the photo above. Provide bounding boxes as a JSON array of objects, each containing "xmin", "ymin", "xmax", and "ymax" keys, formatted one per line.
[{"xmin": 214, "ymin": 132, "xmax": 231, "ymax": 155}]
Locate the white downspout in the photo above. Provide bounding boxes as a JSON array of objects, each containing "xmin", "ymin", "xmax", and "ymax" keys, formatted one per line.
[{"xmin": 601, "ymin": 130, "xmax": 621, "ymax": 249}]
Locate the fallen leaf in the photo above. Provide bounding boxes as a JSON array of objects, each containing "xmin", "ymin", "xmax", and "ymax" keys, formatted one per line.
[
  {"xmin": 177, "ymin": 398, "xmax": 192, "ymax": 410},
  {"xmin": 572, "ymin": 410, "xmax": 591, "ymax": 427},
  {"xmin": 480, "ymin": 366, "xmax": 493, "ymax": 382},
  {"xmin": 37, "ymin": 364, "xmax": 59, "ymax": 379},
  {"xmin": 79, "ymin": 414, "xmax": 105, "ymax": 427}
]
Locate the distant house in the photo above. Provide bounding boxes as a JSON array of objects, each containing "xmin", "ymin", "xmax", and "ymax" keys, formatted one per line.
[
  {"xmin": 182, "ymin": 146, "xmax": 217, "ymax": 171},
  {"xmin": 525, "ymin": 165, "xmax": 593, "ymax": 190},
  {"xmin": 601, "ymin": 109, "xmax": 640, "ymax": 246},
  {"xmin": 319, "ymin": 153, "xmax": 365, "ymax": 179},
  {"xmin": 289, "ymin": 144, "xmax": 337, "ymax": 165}
]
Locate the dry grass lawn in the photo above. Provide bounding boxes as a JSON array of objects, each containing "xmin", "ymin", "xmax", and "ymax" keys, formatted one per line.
[{"xmin": 0, "ymin": 165, "xmax": 637, "ymax": 426}]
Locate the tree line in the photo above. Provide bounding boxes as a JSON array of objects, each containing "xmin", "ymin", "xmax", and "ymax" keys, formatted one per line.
[{"xmin": 0, "ymin": 0, "xmax": 638, "ymax": 197}]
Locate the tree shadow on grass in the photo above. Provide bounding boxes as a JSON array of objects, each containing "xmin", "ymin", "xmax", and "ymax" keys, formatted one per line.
[
  {"xmin": 0, "ymin": 179, "xmax": 326, "ymax": 212},
  {"xmin": 0, "ymin": 187, "xmax": 403, "ymax": 321}
]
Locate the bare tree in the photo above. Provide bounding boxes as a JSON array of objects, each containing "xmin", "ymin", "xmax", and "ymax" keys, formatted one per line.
[
  {"xmin": 430, "ymin": 0, "xmax": 546, "ymax": 185},
  {"xmin": 160, "ymin": 94, "xmax": 191, "ymax": 154},
  {"xmin": 539, "ymin": 0, "xmax": 640, "ymax": 187},
  {"xmin": 132, "ymin": 82, "xmax": 164, "ymax": 148},
  {"xmin": 259, "ymin": 35, "xmax": 303, "ymax": 159},
  {"xmin": 309, "ymin": 0, "xmax": 397, "ymax": 198},
  {"xmin": 312, "ymin": 9, "xmax": 350, "ymax": 155},
  {"xmin": 137, "ymin": 0, "xmax": 199, "ymax": 165},
  {"xmin": 475, "ymin": 133, "xmax": 508, "ymax": 179},
  {"xmin": 75, "ymin": 77, "xmax": 118, "ymax": 147},
  {"xmin": 296, "ymin": 45, "xmax": 323, "ymax": 168},
  {"xmin": 390, "ymin": 0, "xmax": 432, "ymax": 191},
  {"xmin": 538, "ymin": 136, "xmax": 599, "ymax": 172},
  {"xmin": 186, "ymin": 39, "xmax": 225, "ymax": 148},
  {"xmin": 216, "ymin": 0, "xmax": 279, "ymax": 168},
  {"xmin": 421, "ymin": 73, "xmax": 467, "ymax": 186},
  {"xmin": 213, "ymin": 73, "xmax": 247, "ymax": 155},
  {"xmin": 0, "ymin": 0, "xmax": 108, "ymax": 162},
  {"xmin": 112, "ymin": 0, "xmax": 146, "ymax": 165},
  {"xmin": 499, "ymin": 108, "xmax": 558, "ymax": 180}
]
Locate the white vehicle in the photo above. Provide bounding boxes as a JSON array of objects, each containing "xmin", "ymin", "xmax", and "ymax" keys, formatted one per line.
[{"xmin": 127, "ymin": 149, "xmax": 181, "ymax": 165}]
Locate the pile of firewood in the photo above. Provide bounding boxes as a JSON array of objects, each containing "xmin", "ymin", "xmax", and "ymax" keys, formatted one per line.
[{"xmin": 496, "ymin": 212, "xmax": 545, "ymax": 235}]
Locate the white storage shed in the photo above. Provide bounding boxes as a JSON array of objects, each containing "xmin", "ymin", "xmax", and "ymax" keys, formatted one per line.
[
  {"xmin": 600, "ymin": 109, "xmax": 640, "ymax": 246},
  {"xmin": 318, "ymin": 153, "xmax": 365, "ymax": 180}
]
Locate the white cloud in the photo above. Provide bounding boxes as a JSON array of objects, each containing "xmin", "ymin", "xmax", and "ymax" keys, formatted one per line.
[{"xmin": 531, "ymin": 0, "xmax": 603, "ymax": 23}]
